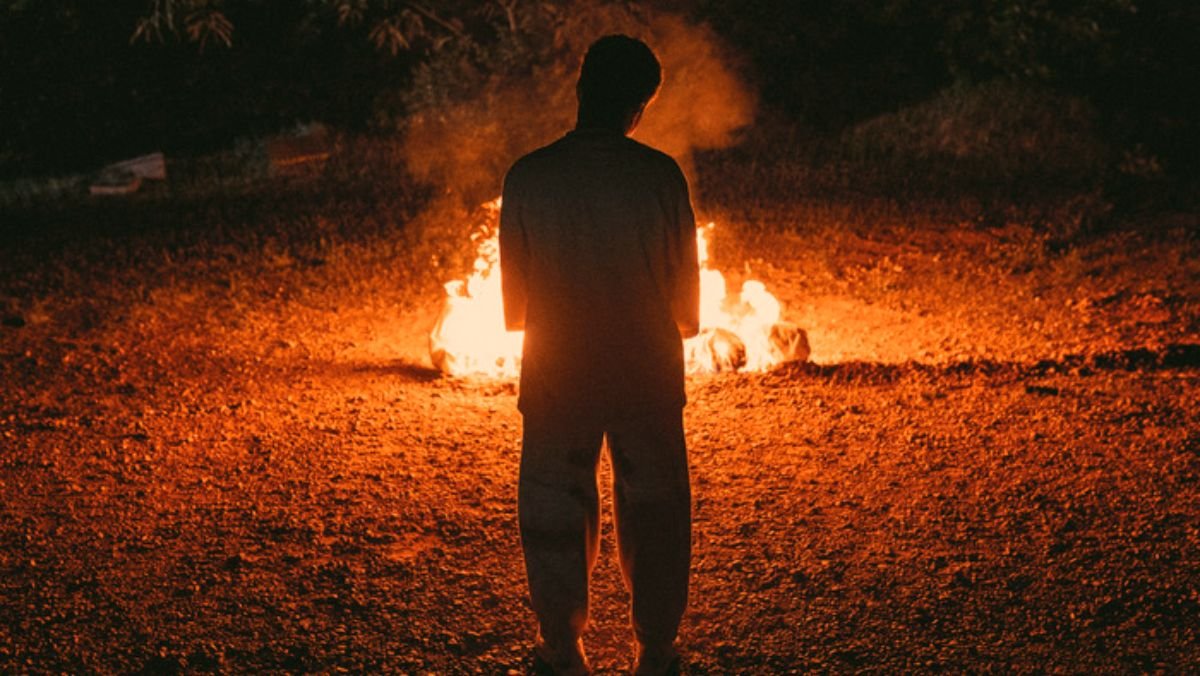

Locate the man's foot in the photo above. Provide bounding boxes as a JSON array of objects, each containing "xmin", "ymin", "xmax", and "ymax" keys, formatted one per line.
[
  {"xmin": 633, "ymin": 642, "xmax": 681, "ymax": 676},
  {"xmin": 531, "ymin": 638, "xmax": 590, "ymax": 676}
]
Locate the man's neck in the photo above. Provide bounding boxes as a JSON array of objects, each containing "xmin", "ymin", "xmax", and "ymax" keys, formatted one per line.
[
  {"xmin": 575, "ymin": 109, "xmax": 634, "ymax": 135},
  {"xmin": 574, "ymin": 121, "xmax": 628, "ymax": 135}
]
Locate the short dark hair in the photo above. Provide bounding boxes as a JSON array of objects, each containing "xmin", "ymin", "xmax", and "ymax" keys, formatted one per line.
[{"xmin": 577, "ymin": 35, "xmax": 662, "ymax": 117}]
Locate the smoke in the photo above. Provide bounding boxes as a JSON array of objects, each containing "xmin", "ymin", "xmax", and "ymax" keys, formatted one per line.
[
  {"xmin": 629, "ymin": 13, "xmax": 757, "ymax": 180},
  {"xmin": 400, "ymin": 2, "xmax": 756, "ymax": 206}
]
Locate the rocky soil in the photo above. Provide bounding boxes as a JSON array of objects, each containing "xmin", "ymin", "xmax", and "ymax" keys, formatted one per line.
[{"xmin": 2, "ymin": 197, "xmax": 1198, "ymax": 673}]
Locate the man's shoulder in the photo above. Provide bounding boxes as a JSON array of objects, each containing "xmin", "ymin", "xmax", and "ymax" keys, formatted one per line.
[
  {"xmin": 510, "ymin": 131, "xmax": 581, "ymax": 166},
  {"xmin": 603, "ymin": 133, "xmax": 684, "ymax": 176},
  {"xmin": 504, "ymin": 139, "xmax": 563, "ymax": 186},
  {"xmin": 511, "ymin": 132, "xmax": 681, "ymax": 168},
  {"xmin": 504, "ymin": 132, "xmax": 686, "ymax": 196},
  {"xmin": 623, "ymin": 136, "xmax": 681, "ymax": 170}
]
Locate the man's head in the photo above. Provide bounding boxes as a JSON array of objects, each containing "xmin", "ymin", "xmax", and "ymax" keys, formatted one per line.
[{"xmin": 576, "ymin": 34, "xmax": 661, "ymax": 134}]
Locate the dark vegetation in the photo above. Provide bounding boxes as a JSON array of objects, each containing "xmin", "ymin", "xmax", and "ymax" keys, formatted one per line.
[{"xmin": 1, "ymin": 0, "xmax": 1196, "ymax": 183}]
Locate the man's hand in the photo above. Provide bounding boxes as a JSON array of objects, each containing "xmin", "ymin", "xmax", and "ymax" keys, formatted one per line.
[{"xmin": 677, "ymin": 320, "xmax": 700, "ymax": 340}]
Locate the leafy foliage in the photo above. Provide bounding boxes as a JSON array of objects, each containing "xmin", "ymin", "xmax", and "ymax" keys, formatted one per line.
[
  {"xmin": 692, "ymin": 0, "xmax": 1196, "ymax": 173},
  {"xmin": 132, "ymin": 0, "xmax": 233, "ymax": 49},
  {"xmin": 694, "ymin": 0, "xmax": 1142, "ymax": 125},
  {"xmin": 130, "ymin": 0, "xmax": 514, "ymax": 55},
  {"xmin": 912, "ymin": 0, "xmax": 1138, "ymax": 83},
  {"xmin": 0, "ymin": 0, "xmax": 1195, "ymax": 180}
]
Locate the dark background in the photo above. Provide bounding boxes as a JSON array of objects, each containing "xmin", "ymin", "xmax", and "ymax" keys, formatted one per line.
[{"xmin": 1, "ymin": 0, "xmax": 1195, "ymax": 180}]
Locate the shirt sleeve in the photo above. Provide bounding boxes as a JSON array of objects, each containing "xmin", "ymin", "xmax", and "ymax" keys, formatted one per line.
[
  {"xmin": 670, "ymin": 168, "xmax": 700, "ymax": 339},
  {"xmin": 499, "ymin": 169, "xmax": 528, "ymax": 332}
]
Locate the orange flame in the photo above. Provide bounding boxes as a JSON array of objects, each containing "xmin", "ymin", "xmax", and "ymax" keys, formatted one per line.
[
  {"xmin": 685, "ymin": 223, "xmax": 787, "ymax": 374},
  {"xmin": 428, "ymin": 198, "xmax": 524, "ymax": 378},
  {"xmin": 430, "ymin": 202, "xmax": 804, "ymax": 377}
]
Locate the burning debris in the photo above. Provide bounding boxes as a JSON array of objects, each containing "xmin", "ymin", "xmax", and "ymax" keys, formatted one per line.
[
  {"xmin": 685, "ymin": 223, "xmax": 809, "ymax": 373},
  {"xmin": 429, "ymin": 202, "xmax": 808, "ymax": 377}
]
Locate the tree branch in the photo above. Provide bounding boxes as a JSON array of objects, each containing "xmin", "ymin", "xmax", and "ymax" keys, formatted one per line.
[{"xmin": 406, "ymin": 2, "xmax": 464, "ymax": 38}]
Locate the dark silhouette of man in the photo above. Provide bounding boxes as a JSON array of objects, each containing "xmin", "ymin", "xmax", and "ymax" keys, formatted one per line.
[{"xmin": 500, "ymin": 35, "xmax": 699, "ymax": 676}]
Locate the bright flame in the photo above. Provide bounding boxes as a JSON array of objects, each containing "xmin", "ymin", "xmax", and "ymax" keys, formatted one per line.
[
  {"xmin": 429, "ymin": 198, "xmax": 524, "ymax": 378},
  {"xmin": 430, "ymin": 203, "xmax": 807, "ymax": 377},
  {"xmin": 682, "ymin": 223, "xmax": 805, "ymax": 373}
]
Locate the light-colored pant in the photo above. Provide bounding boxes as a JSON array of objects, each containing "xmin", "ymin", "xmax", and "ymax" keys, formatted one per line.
[{"xmin": 518, "ymin": 407, "xmax": 692, "ymax": 656}]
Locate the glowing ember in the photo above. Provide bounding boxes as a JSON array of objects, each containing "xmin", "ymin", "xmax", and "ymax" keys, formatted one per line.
[{"xmin": 429, "ymin": 201, "xmax": 808, "ymax": 377}]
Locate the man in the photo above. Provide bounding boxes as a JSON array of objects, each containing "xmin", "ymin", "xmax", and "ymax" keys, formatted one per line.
[{"xmin": 500, "ymin": 35, "xmax": 700, "ymax": 676}]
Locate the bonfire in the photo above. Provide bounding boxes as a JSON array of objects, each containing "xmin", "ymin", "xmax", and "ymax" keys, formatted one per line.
[{"xmin": 430, "ymin": 199, "xmax": 809, "ymax": 377}]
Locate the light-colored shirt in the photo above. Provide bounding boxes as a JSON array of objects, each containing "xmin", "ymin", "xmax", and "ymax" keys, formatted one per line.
[{"xmin": 500, "ymin": 127, "xmax": 699, "ymax": 418}]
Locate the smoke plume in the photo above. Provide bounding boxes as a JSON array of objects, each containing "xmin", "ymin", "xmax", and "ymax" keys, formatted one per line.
[{"xmin": 400, "ymin": 2, "xmax": 756, "ymax": 205}]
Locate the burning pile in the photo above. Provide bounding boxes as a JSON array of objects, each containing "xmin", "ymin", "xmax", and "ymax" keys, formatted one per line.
[
  {"xmin": 684, "ymin": 223, "xmax": 810, "ymax": 374},
  {"xmin": 429, "ymin": 201, "xmax": 808, "ymax": 378},
  {"xmin": 428, "ymin": 199, "xmax": 522, "ymax": 378}
]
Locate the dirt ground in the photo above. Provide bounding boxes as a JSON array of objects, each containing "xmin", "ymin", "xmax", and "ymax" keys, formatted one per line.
[{"xmin": 2, "ymin": 197, "xmax": 1199, "ymax": 673}]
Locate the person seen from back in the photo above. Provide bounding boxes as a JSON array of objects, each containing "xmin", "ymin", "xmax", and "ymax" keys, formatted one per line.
[{"xmin": 500, "ymin": 33, "xmax": 700, "ymax": 676}]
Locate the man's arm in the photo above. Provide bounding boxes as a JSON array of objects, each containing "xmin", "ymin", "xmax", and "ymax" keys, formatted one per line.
[
  {"xmin": 499, "ymin": 172, "xmax": 528, "ymax": 332},
  {"xmin": 671, "ymin": 170, "xmax": 700, "ymax": 339}
]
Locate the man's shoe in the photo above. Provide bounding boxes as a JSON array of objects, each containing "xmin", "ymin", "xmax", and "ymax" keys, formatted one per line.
[
  {"xmin": 531, "ymin": 639, "xmax": 591, "ymax": 676},
  {"xmin": 531, "ymin": 651, "xmax": 555, "ymax": 676},
  {"xmin": 638, "ymin": 656, "xmax": 680, "ymax": 676},
  {"xmin": 633, "ymin": 643, "xmax": 681, "ymax": 676},
  {"xmin": 531, "ymin": 651, "xmax": 559, "ymax": 676}
]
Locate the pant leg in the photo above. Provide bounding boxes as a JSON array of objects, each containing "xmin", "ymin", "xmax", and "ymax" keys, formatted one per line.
[
  {"xmin": 518, "ymin": 410, "xmax": 605, "ymax": 656},
  {"xmin": 606, "ymin": 407, "xmax": 691, "ymax": 649}
]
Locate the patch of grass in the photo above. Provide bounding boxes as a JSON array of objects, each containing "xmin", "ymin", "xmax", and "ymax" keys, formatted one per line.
[
  {"xmin": 842, "ymin": 81, "xmax": 1109, "ymax": 184},
  {"xmin": 695, "ymin": 82, "xmax": 1127, "ymax": 241}
]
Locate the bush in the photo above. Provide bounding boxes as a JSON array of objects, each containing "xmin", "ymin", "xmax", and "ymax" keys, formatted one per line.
[{"xmin": 841, "ymin": 81, "xmax": 1109, "ymax": 187}]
